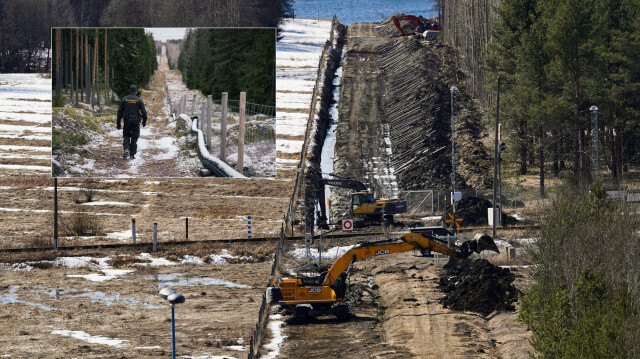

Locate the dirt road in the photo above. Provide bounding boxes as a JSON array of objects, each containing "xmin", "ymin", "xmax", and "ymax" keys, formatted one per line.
[
  {"xmin": 332, "ymin": 23, "xmax": 399, "ymax": 217},
  {"xmin": 277, "ymin": 236, "xmax": 532, "ymax": 358}
]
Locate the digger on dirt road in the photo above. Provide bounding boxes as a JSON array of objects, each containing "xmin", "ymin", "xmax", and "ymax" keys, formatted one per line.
[
  {"xmin": 117, "ymin": 85, "xmax": 147, "ymax": 160},
  {"xmin": 268, "ymin": 232, "xmax": 499, "ymax": 321}
]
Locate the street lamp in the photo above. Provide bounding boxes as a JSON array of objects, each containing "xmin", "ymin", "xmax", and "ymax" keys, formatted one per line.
[
  {"xmin": 590, "ymin": 105, "xmax": 599, "ymax": 178},
  {"xmin": 159, "ymin": 287, "xmax": 186, "ymax": 359}
]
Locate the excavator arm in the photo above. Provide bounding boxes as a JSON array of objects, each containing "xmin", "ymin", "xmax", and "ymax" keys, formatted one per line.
[
  {"xmin": 392, "ymin": 15, "xmax": 426, "ymax": 36},
  {"xmin": 321, "ymin": 233, "xmax": 488, "ymax": 286},
  {"xmin": 268, "ymin": 232, "xmax": 499, "ymax": 312}
]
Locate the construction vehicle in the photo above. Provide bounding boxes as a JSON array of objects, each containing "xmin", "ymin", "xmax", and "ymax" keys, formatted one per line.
[
  {"xmin": 391, "ymin": 15, "xmax": 441, "ymax": 37},
  {"xmin": 315, "ymin": 176, "xmax": 407, "ymax": 228},
  {"xmin": 267, "ymin": 232, "xmax": 499, "ymax": 320}
]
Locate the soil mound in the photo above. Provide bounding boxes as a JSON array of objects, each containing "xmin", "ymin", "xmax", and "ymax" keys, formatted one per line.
[
  {"xmin": 443, "ymin": 196, "xmax": 518, "ymax": 227},
  {"xmin": 438, "ymin": 259, "xmax": 519, "ymax": 316}
]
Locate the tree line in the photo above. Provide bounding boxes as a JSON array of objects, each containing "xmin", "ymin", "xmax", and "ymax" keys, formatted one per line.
[
  {"xmin": 0, "ymin": 0, "xmax": 292, "ymax": 73},
  {"xmin": 520, "ymin": 182, "xmax": 640, "ymax": 357},
  {"xmin": 52, "ymin": 28, "xmax": 157, "ymax": 106},
  {"xmin": 485, "ymin": 0, "xmax": 640, "ymax": 190},
  {"xmin": 178, "ymin": 28, "xmax": 275, "ymax": 107}
]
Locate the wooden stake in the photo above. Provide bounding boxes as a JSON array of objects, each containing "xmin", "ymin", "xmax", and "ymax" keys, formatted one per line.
[{"xmin": 238, "ymin": 92, "xmax": 246, "ymax": 174}]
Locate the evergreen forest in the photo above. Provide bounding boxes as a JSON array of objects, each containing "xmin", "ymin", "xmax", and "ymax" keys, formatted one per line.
[
  {"xmin": 51, "ymin": 28, "xmax": 157, "ymax": 107},
  {"xmin": 177, "ymin": 28, "xmax": 275, "ymax": 107},
  {"xmin": 483, "ymin": 1, "xmax": 640, "ymax": 356},
  {"xmin": 0, "ymin": 0, "xmax": 292, "ymax": 73},
  {"xmin": 485, "ymin": 0, "xmax": 640, "ymax": 188}
]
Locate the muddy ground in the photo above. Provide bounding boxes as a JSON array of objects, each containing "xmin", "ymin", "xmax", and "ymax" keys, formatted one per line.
[
  {"xmin": 276, "ymin": 235, "xmax": 533, "ymax": 358},
  {"xmin": 0, "ymin": 176, "xmax": 291, "ymax": 250},
  {"xmin": 0, "ymin": 242, "xmax": 275, "ymax": 358}
]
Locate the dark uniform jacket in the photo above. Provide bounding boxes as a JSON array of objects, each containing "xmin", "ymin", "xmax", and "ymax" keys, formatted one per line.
[{"xmin": 117, "ymin": 93, "xmax": 148, "ymax": 133}]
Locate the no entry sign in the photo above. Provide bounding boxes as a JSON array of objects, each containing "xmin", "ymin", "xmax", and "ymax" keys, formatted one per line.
[{"xmin": 342, "ymin": 219, "xmax": 354, "ymax": 231}]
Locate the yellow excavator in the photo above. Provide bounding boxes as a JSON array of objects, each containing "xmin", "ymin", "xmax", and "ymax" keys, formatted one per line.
[
  {"xmin": 316, "ymin": 177, "xmax": 407, "ymax": 228},
  {"xmin": 267, "ymin": 232, "xmax": 499, "ymax": 320}
]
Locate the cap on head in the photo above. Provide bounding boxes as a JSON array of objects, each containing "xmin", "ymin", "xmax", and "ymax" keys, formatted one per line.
[{"xmin": 130, "ymin": 85, "xmax": 137, "ymax": 93}]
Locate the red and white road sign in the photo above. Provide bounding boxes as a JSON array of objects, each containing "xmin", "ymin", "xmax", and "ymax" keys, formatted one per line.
[{"xmin": 342, "ymin": 219, "xmax": 354, "ymax": 231}]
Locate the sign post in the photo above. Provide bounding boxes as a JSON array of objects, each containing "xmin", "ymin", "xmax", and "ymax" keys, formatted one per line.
[{"xmin": 342, "ymin": 219, "xmax": 354, "ymax": 231}]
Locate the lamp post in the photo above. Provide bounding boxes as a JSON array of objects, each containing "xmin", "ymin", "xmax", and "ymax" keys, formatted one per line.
[
  {"xmin": 590, "ymin": 105, "xmax": 599, "ymax": 178},
  {"xmin": 159, "ymin": 287, "xmax": 186, "ymax": 359}
]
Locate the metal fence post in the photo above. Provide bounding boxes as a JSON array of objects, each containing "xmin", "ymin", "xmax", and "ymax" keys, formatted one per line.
[
  {"xmin": 221, "ymin": 92, "xmax": 228, "ymax": 162},
  {"xmin": 131, "ymin": 218, "xmax": 136, "ymax": 244},
  {"xmin": 153, "ymin": 223, "xmax": 157, "ymax": 252},
  {"xmin": 238, "ymin": 92, "xmax": 246, "ymax": 174}
]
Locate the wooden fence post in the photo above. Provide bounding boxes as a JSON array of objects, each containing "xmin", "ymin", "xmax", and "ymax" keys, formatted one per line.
[
  {"xmin": 191, "ymin": 94, "xmax": 196, "ymax": 115},
  {"xmin": 238, "ymin": 92, "xmax": 246, "ymax": 174},
  {"xmin": 199, "ymin": 102, "xmax": 205, "ymax": 131},
  {"xmin": 221, "ymin": 92, "xmax": 228, "ymax": 162},
  {"xmin": 206, "ymin": 95, "xmax": 212, "ymax": 151}
]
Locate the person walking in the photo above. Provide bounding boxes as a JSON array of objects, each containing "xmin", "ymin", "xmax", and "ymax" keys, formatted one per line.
[{"xmin": 117, "ymin": 85, "xmax": 148, "ymax": 159}]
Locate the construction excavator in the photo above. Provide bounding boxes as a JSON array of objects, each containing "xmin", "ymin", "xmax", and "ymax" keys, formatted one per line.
[
  {"xmin": 392, "ymin": 15, "xmax": 441, "ymax": 38},
  {"xmin": 267, "ymin": 232, "xmax": 499, "ymax": 320},
  {"xmin": 315, "ymin": 176, "xmax": 407, "ymax": 228}
]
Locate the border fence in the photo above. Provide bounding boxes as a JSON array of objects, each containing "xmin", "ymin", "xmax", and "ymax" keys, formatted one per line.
[
  {"xmin": 285, "ymin": 15, "xmax": 341, "ymax": 236},
  {"xmin": 247, "ymin": 225, "xmax": 285, "ymax": 359},
  {"xmin": 165, "ymin": 83, "xmax": 275, "ymax": 176}
]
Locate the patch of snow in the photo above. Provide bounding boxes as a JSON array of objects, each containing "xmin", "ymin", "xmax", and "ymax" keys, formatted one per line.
[
  {"xmin": 67, "ymin": 269, "xmax": 135, "ymax": 282},
  {"xmin": 151, "ymin": 136, "xmax": 178, "ymax": 160},
  {"xmin": 224, "ymin": 345, "xmax": 246, "ymax": 351},
  {"xmin": 137, "ymin": 253, "xmax": 177, "ymax": 266},
  {"xmin": 0, "ymin": 145, "xmax": 50, "ymax": 151},
  {"xmin": 181, "ymin": 255, "xmax": 206, "ymax": 266},
  {"xmin": 81, "ymin": 201, "xmax": 135, "ymax": 206},
  {"xmin": 494, "ymin": 240, "xmax": 510, "ymax": 248},
  {"xmin": 0, "ymin": 164, "xmax": 50, "ymax": 172},
  {"xmin": 514, "ymin": 237, "xmax": 538, "ymax": 245},
  {"xmin": 420, "ymin": 216, "xmax": 442, "ymax": 221},
  {"xmin": 289, "ymin": 245, "xmax": 354, "ymax": 260},
  {"xmin": 261, "ymin": 314, "xmax": 287, "ymax": 359},
  {"xmin": 0, "ymin": 153, "xmax": 50, "ymax": 160},
  {"xmin": 51, "ymin": 330, "xmax": 128, "ymax": 348},
  {"xmin": 54, "ymin": 256, "xmax": 111, "ymax": 269}
]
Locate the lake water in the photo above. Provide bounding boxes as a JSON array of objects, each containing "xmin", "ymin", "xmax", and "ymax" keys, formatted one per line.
[{"xmin": 292, "ymin": 0, "xmax": 437, "ymax": 25}]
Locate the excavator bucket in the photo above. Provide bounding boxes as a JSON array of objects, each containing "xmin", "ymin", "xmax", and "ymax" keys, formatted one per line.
[
  {"xmin": 456, "ymin": 233, "xmax": 500, "ymax": 258},
  {"xmin": 474, "ymin": 233, "xmax": 500, "ymax": 254}
]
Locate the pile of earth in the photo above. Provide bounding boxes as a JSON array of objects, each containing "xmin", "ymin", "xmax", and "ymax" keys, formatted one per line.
[
  {"xmin": 438, "ymin": 259, "xmax": 519, "ymax": 316},
  {"xmin": 442, "ymin": 196, "xmax": 519, "ymax": 227}
]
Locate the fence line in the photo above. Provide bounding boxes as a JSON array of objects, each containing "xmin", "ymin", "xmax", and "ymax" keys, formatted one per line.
[
  {"xmin": 285, "ymin": 15, "xmax": 341, "ymax": 236},
  {"xmin": 247, "ymin": 225, "xmax": 285, "ymax": 359},
  {"xmin": 168, "ymin": 87, "xmax": 275, "ymax": 175}
]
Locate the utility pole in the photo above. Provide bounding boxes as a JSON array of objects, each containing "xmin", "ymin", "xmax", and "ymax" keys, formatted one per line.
[
  {"xmin": 493, "ymin": 77, "xmax": 500, "ymax": 238},
  {"xmin": 450, "ymin": 86, "xmax": 458, "ymax": 239},
  {"xmin": 590, "ymin": 105, "xmax": 599, "ymax": 179}
]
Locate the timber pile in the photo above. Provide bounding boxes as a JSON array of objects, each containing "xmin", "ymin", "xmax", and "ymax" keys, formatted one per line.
[{"xmin": 378, "ymin": 34, "xmax": 492, "ymax": 190}]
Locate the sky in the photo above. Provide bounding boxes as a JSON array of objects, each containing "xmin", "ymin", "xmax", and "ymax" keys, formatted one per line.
[{"xmin": 144, "ymin": 28, "xmax": 189, "ymax": 42}]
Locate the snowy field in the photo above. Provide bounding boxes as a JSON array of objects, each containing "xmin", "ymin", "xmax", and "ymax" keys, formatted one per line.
[
  {"xmin": 0, "ymin": 74, "xmax": 52, "ymax": 175},
  {"xmin": 276, "ymin": 19, "xmax": 333, "ymax": 175}
]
